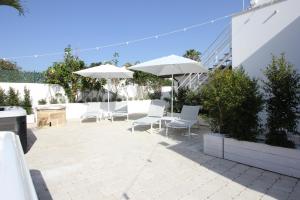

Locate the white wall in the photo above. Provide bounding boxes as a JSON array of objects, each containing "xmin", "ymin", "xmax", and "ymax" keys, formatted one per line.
[
  {"xmin": 50, "ymin": 100, "xmax": 153, "ymax": 120},
  {"xmin": 0, "ymin": 82, "xmax": 66, "ymax": 106},
  {"xmin": 232, "ymin": 0, "xmax": 300, "ymax": 80},
  {"xmin": 0, "ymin": 82, "xmax": 169, "ymax": 110}
]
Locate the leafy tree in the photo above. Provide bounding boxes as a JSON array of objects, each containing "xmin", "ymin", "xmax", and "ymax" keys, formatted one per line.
[
  {"xmin": 164, "ymin": 87, "xmax": 202, "ymax": 113},
  {"xmin": 0, "ymin": 67, "xmax": 45, "ymax": 83},
  {"xmin": 0, "ymin": 59, "xmax": 19, "ymax": 70},
  {"xmin": 131, "ymin": 70, "xmax": 171, "ymax": 89},
  {"xmin": 148, "ymin": 90, "xmax": 161, "ymax": 100},
  {"xmin": 183, "ymin": 49, "xmax": 201, "ymax": 62},
  {"xmin": 0, "ymin": 0, "xmax": 24, "ymax": 15},
  {"xmin": 111, "ymin": 52, "xmax": 119, "ymax": 66},
  {"xmin": 0, "ymin": 87, "xmax": 6, "ymax": 105},
  {"xmin": 22, "ymin": 87, "xmax": 32, "ymax": 114},
  {"xmin": 38, "ymin": 99, "xmax": 47, "ymax": 105},
  {"xmin": 6, "ymin": 87, "xmax": 20, "ymax": 106},
  {"xmin": 124, "ymin": 62, "xmax": 170, "ymax": 87},
  {"xmin": 123, "ymin": 62, "xmax": 134, "ymax": 69},
  {"xmin": 89, "ymin": 61, "xmax": 102, "ymax": 67},
  {"xmin": 45, "ymin": 46, "xmax": 85, "ymax": 102},
  {"xmin": 50, "ymin": 98, "xmax": 58, "ymax": 104},
  {"xmin": 202, "ymin": 68, "xmax": 263, "ymax": 141},
  {"xmin": 263, "ymin": 55, "xmax": 300, "ymax": 148},
  {"xmin": 80, "ymin": 64, "xmax": 106, "ymax": 102}
]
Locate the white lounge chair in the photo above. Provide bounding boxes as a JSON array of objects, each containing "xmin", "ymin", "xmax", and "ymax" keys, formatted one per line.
[
  {"xmin": 166, "ymin": 105, "xmax": 200, "ymax": 137},
  {"xmin": 80, "ymin": 103, "xmax": 101, "ymax": 123},
  {"xmin": 110, "ymin": 102, "xmax": 129, "ymax": 122},
  {"xmin": 132, "ymin": 100, "xmax": 165, "ymax": 133}
]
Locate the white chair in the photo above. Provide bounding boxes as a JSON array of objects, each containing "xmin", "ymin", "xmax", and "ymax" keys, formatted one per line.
[
  {"xmin": 98, "ymin": 102, "xmax": 113, "ymax": 120},
  {"xmin": 110, "ymin": 102, "xmax": 129, "ymax": 122},
  {"xmin": 80, "ymin": 103, "xmax": 101, "ymax": 123},
  {"xmin": 132, "ymin": 100, "xmax": 165, "ymax": 133},
  {"xmin": 166, "ymin": 105, "xmax": 200, "ymax": 137}
]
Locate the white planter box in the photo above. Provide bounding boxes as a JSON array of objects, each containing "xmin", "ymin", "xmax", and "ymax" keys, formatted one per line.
[
  {"xmin": 224, "ymin": 138, "xmax": 300, "ymax": 178},
  {"xmin": 203, "ymin": 133, "xmax": 224, "ymax": 158},
  {"xmin": 26, "ymin": 114, "xmax": 35, "ymax": 124}
]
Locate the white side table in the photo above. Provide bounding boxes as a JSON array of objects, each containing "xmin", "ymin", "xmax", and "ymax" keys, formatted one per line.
[{"xmin": 161, "ymin": 116, "xmax": 179, "ymax": 127}]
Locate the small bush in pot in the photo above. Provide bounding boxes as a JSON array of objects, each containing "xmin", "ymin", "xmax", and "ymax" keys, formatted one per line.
[
  {"xmin": 22, "ymin": 87, "xmax": 33, "ymax": 114},
  {"xmin": 165, "ymin": 87, "xmax": 202, "ymax": 113},
  {"xmin": 148, "ymin": 90, "xmax": 161, "ymax": 100},
  {"xmin": 201, "ymin": 68, "xmax": 263, "ymax": 141},
  {"xmin": 38, "ymin": 99, "xmax": 47, "ymax": 105},
  {"xmin": 0, "ymin": 87, "xmax": 6, "ymax": 106},
  {"xmin": 50, "ymin": 98, "xmax": 58, "ymax": 104},
  {"xmin": 263, "ymin": 54, "xmax": 300, "ymax": 148},
  {"xmin": 6, "ymin": 87, "xmax": 20, "ymax": 106}
]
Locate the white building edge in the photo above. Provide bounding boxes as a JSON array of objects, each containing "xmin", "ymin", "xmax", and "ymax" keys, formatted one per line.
[{"xmin": 231, "ymin": 0, "xmax": 300, "ymax": 79}]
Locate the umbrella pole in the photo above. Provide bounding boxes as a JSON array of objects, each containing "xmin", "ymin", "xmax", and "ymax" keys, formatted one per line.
[
  {"xmin": 108, "ymin": 79, "xmax": 110, "ymax": 113},
  {"xmin": 171, "ymin": 74, "xmax": 174, "ymax": 117}
]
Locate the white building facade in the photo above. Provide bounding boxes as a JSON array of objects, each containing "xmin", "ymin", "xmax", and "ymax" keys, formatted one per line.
[{"xmin": 231, "ymin": 0, "xmax": 300, "ymax": 79}]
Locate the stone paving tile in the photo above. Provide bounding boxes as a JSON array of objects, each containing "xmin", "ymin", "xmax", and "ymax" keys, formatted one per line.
[
  {"xmin": 25, "ymin": 120, "xmax": 300, "ymax": 200},
  {"xmin": 263, "ymin": 188, "xmax": 291, "ymax": 200}
]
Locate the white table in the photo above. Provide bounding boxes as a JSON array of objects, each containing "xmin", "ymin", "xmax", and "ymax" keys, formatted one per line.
[{"xmin": 161, "ymin": 116, "xmax": 179, "ymax": 127}]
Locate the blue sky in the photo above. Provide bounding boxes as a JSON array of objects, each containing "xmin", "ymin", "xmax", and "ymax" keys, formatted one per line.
[{"xmin": 0, "ymin": 0, "xmax": 249, "ymax": 71}]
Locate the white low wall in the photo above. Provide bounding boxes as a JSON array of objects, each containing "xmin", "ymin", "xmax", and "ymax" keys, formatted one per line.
[
  {"xmin": 224, "ymin": 138, "xmax": 300, "ymax": 178},
  {"xmin": 49, "ymin": 100, "xmax": 153, "ymax": 120},
  {"xmin": 0, "ymin": 82, "xmax": 66, "ymax": 106},
  {"xmin": 0, "ymin": 82, "xmax": 169, "ymax": 107},
  {"xmin": 0, "ymin": 132, "xmax": 38, "ymax": 200}
]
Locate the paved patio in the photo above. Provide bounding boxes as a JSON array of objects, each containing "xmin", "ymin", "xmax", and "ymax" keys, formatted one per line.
[{"xmin": 25, "ymin": 118, "xmax": 300, "ymax": 200}]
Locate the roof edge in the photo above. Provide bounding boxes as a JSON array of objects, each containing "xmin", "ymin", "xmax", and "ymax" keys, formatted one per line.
[{"xmin": 232, "ymin": 0, "xmax": 287, "ymax": 18}]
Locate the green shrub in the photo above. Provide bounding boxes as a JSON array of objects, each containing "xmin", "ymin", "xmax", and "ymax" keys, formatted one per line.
[
  {"xmin": 165, "ymin": 87, "xmax": 202, "ymax": 113},
  {"xmin": 22, "ymin": 87, "xmax": 32, "ymax": 114},
  {"xmin": 110, "ymin": 92, "xmax": 117, "ymax": 102},
  {"xmin": 148, "ymin": 90, "xmax": 161, "ymax": 100},
  {"xmin": 55, "ymin": 93, "xmax": 66, "ymax": 104},
  {"xmin": 265, "ymin": 130, "xmax": 295, "ymax": 148},
  {"xmin": 50, "ymin": 98, "xmax": 58, "ymax": 104},
  {"xmin": 263, "ymin": 55, "xmax": 300, "ymax": 148},
  {"xmin": 6, "ymin": 87, "xmax": 20, "ymax": 106},
  {"xmin": 201, "ymin": 68, "xmax": 263, "ymax": 141},
  {"xmin": 38, "ymin": 99, "xmax": 47, "ymax": 105},
  {"xmin": 0, "ymin": 87, "xmax": 6, "ymax": 106}
]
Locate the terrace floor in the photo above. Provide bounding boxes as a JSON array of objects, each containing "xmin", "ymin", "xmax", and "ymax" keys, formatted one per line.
[{"xmin": 25, "ymin": 117, "xmax": 300, "ymax": 200}]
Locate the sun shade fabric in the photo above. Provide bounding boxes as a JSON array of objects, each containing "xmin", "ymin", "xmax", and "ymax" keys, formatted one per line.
[
  {"xmin": 129, "ymin": 55, "xmax": 207, "ymax": 76},
  {"xmin": 74, "ymin": 64, "xmax": 133, "ymax": 79}
]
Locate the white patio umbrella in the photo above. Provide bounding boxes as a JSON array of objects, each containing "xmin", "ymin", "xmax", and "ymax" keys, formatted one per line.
[
  {"xmin": 74, "ymin": 64, "xmax": 133, "ymax": 112},
  {"xmin": 129, "ymin": 55, "xmax": 207, "ymax": 116}
]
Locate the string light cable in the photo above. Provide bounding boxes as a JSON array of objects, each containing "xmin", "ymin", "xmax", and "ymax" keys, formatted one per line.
[{"xmin": 1, "ymin": 12, "xmax": 236, "ymax": 61}]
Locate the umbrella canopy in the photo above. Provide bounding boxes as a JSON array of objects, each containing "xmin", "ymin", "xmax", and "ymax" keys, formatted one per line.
[
  {"xmin": 128, "ymin": 54, "xmax": 207, "ymax": 76},
  {"xmin": 74, "ymin": 64, "xmax": 133, "ymax": 79},
  {"xmin": 74, "ymin": 64, "xmax": 133, "ymax": 113},
  {"xmin": 129, "ymin": 55, "xmax": 207, "ymax": 116}
]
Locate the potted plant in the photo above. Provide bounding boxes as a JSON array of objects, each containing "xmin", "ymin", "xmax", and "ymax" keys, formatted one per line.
[
  {"xmin": 38, "ymin": 99, "xmax": 47, "ymax": 105},
  {"xmin": 263, "ymin": 54, "xmax": 300, "ymax": 148},
  {"xmin": 22, "ymin": 87, "xmax": 35, "ymax": 123},
  {"xmin": 201, "ymin": 68, "xmax": 263, "ymax": 158}
]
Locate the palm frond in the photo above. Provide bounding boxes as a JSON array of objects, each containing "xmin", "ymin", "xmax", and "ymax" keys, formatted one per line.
[{"xmin": 0, "ymin": 0, "xmax": 24, "ymax": 15}]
